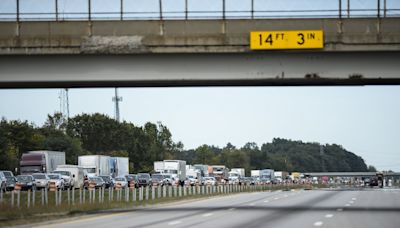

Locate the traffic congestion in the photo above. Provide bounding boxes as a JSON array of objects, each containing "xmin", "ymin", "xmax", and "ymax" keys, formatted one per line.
[{"xmin": 1, "ymin": 150, "xmax": 396, "ymax": 194}]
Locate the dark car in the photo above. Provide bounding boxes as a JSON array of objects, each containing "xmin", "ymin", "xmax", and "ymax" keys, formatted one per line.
[
  {"xmin": 87, "ymin": 176, "xmax": 105, "ymax": 189},
  {"xmin": 370, "ymin": 177, "xmax": 379, "ymax": 187},
  {"xmin": 151, "ymin": 174, "xmax": 166, "ymax": 186},
  {"xmin": 5, "ymin": 176, "xmax": 17, "ymax": 191},
  {"xmin": 0, "ymin": 172, "xmax": 6, "ymax": 192},
  {"xmin": 99, "ymin": 175, "xmax": 114, "ymax": 188},
  {"xmin": 16, "ymin": 175, "xmax": 36, "ymax": 190},
  {"xmin": 137, "ymin": 173, "xmax": 151, "ymax": 187},
  {"xmin": 126, "ymin": 174, "xmax": 139, "ymax": 188}
]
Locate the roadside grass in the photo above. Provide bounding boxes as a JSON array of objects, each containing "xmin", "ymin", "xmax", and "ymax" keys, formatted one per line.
[{"xmin": 0, "ymin": 184, "xmax": 312, "ymax": 227}]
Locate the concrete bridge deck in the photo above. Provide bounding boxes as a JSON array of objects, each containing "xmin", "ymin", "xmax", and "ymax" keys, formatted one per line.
[{"xmin": 0, "ymin": 18, "xmax": 399, "ymax": 54}]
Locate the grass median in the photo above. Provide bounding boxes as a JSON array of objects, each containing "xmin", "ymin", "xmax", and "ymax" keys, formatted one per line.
[{"xmin": 0, "ymin": 184, "xmax": 311, "ymax": 227}]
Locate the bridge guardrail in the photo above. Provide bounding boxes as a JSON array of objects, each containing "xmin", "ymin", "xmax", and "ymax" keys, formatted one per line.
[{"xmin": 0, "ymin": 0, "xmax": 399, "ymax": 22}]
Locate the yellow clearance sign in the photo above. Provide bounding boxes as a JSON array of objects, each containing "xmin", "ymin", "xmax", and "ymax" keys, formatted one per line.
[{"xmin": 250, "ymin": 30, "xmax": 324, "ymax": 50}]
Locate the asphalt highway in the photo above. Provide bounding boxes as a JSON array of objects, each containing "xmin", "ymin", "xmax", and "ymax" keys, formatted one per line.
[{"xmin": 33, "ymin": 188, "xmax": 400, "ymax": 228}]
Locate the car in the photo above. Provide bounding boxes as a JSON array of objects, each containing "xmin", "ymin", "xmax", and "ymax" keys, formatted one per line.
[
  {"xmin": 99, "ymin": 175, "xmax": 114, "ymax": 188},
  {"xmin": 5, "ymin": 176, "xmax": 17, "ymax": 191},
  {"xmin": 152, "ymin": 174, "xmax": 166, "ymax": 186},
  {"xmin": 162, "ymin": 174, "xmax": 173, "ymax": 186},
  {"xmin": 137, "ymin": 173, "xmax": 152, "ymax": 187},
  {"xmin": 53, "ymin": 170, "xmax": 74, "ymax": 189},
  {"xmin": 87, "ymin": 176, "xmax": 105, "ymax": 189},
  {"xmin": 186, "ymin": 175, "xmax": 198, "ymax": 186},
  {"xmin": 47, "ymin": 173, "xmax": 65, "ymax": 190},
  {"xmin": 0, "ymin": 171, "xmax": 14, "ymax": 178},
  {"xmin": 363, "ymin": 178, "xmax": 371, "ymax": 186},
  {"xmin": 16, "ymin": 175, "xmax": 36, "ymax": 190},
  {"xmin": 32, "ymin": 173, "xmax": 50, "ymax": 190},
  {"xmin": 114, "ymin": 176, "xmax": 128, "ymax": 188},
  {"xmin": 203, "ymin": 177, "xmax": 216, "ymax": 186},
  {"xmin": 0, "ymin": 172, "xmax": 6, "ymax": 192},
  {"xmin": 370, "ymin": 177, "xmax": 379, "ymax": 187},
  {"xmin": 126, "ymin": 174, "xmax": 139, "ymax": 188}
]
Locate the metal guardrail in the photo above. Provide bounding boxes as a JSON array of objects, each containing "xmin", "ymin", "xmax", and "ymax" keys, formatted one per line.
[{"xmin": 0, "ymin": 0, "xmax": 399, "ymax": 21}]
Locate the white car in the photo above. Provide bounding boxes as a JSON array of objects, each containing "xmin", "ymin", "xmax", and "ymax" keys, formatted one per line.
[
  {"xmin": 53, "ymin": 170, "xmax": 74, "ymax": 189},
  {"xmin": 47, "ymin": 173, "xmax": 65, "ymax": 189},
  {"xmin": 32, "ymin": 173, "xmax": 50, "ymax": 189},
  {"xmin": 186, "ymin": 176, "xmax": 198, "ymax": 186},
  {"xmin": 204, "ymin": 177, "xmax": 216, "ymax": 186},
  {"xmin": 114, "ymin": 176, "xmax": 128, "ymax": 188}
]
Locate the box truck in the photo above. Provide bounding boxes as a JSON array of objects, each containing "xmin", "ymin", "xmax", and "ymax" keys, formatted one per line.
[
  {"xmin": 260, "ymin": 169, "xmax": 275, "ymax": 183},
  {"xmin": 229, "ymin": 168, "xmax": 245, "ymax": 184},
  {"xmin": 211, "ymin": 165, "xmax": 229, "ymax": 182},
  {"xmin": 251, "ymin": 170, "xmax": 260, "ymax": 178},
  {"xmin": 55, "ymin": 165, "xmax": 84, "ymax": 189},
  {"xmin": 193, "ymin": 164, "xmax": 209, "ymax": 177},
  {"xmin": 20, "ymin": 151, "xmax": 65, "ymax": 175},
  {"xmin": 153, "ymin": 160, "xmax": 186, "ymax": 184},
  {"xmin": 78, "ymin": 155, "xmax": 110, "ymax": 177},
  {"xmin": 110, "ymin": 157, "xmax": 129, "ymax": 178}
]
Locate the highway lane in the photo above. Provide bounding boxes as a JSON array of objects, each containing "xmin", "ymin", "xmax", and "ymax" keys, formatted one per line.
[{"xmin": 33, "ymin": 188, "xmax": 400, "ymax": 228}]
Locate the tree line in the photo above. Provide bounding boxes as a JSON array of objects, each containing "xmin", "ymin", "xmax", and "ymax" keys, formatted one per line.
[{"xmin": 0, "ymin": 113, "xmax": 376, "ymax": 175}]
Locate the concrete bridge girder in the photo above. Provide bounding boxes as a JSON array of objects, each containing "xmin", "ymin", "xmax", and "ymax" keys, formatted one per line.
[{"xmin": 0, "ymin": 18, "xmax": 400, "ymax": 54}]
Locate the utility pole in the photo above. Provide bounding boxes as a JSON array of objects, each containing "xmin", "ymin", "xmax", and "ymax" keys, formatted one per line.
[
  {"xmin": 320, "ymin": 145, "xmax": 325, "ymax": 172},
  {"xmin": 65, "ymin": 88, "xmax": 70, "ymax": 119},
  {"xmin": 112, "ymin": 88, "xmax": 122, "ymax": 122},
  {"xmin": 59, "ymin": 89, "xmax": 70, "ymax": 119}
]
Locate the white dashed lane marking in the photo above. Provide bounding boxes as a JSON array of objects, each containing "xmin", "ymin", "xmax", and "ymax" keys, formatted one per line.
[
  {"xmin": 202, "ymin": 213, "xmax": 213, "ymax": 217},
  {"xmin": 264, "ymin": 200, "xmax": 269, "ymax": 203},
  {"xmin": 168, "ymin": 221, "xmax": 182, "ymax": 226},
  {"xmin": 352, "ymin": 197, "xmax": 357, "ymax": 200},
  {"xmin": 325, "ymin": 214, "xmax": 334, "ymax": 218},
  {"xmin": 345, "ymin": 204, "xmax": 351, "ymax": 207},
  {"xmin": 313, "ymin": 221, "xmax": 324, "ymax": 226},
  {"xmin": 337, "ymin": 208, "xmax": 343, "ymax": 212}
]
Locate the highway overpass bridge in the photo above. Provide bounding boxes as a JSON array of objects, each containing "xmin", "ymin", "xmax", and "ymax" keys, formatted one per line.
[{"xmin": 0, "ymin": 17, "xmax": 400, "ymax": 88}]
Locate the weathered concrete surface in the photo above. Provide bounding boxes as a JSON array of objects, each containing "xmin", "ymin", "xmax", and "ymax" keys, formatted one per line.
[{"xmin": 0, "ymin": 18, "xmax": 399, "ymax": 54}]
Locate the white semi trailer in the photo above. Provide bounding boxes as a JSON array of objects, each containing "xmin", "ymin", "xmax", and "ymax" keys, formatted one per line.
[{"xmin": 20, "ymin": 151, "xmax": 65, "ymax": 175}]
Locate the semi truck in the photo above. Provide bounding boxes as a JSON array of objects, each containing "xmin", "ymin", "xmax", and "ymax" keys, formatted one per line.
[
  {"xmin": 20, "ymin": 151, "xmax": 65, "ymax": 175},
  {"xmin": 54, "ymin": 165, "xmax": 84, "ymax": 189},
  {"xmin": 110, "ymin": 157, "xmax": 129, "ymax": 178},
  {"xmin": 78, "ymin": 155, "xmax": 110, "ymax": 177}
]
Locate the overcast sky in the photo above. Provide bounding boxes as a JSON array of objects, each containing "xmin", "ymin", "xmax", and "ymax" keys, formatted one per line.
[
  {"xmin": 0, "ymin": 0, "xmax": 399, "ymax": 172},
  {"xmin": 1, "ymin": 86, "xmax": 399, "ymax": 172}
]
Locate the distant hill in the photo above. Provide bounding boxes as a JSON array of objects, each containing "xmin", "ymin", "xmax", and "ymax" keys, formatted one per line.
[
  {"xmin": 178, "ymin": 138, "xmax": 370, "ymax": 174},
  {"xmin": 260, "ymin": 138, "xmax": 368, "ymax": 172}
]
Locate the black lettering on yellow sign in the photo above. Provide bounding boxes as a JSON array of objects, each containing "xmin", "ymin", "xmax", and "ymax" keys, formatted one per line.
[{"xmin": 250, "ymin": 30, "xmax": 323, "ymax": 50}]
